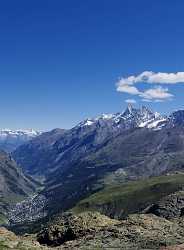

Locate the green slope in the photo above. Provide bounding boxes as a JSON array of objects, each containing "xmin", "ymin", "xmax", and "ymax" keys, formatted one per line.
[{"xmin": 73, "ymin": 173, "xmax": 184, "ymax": 218}]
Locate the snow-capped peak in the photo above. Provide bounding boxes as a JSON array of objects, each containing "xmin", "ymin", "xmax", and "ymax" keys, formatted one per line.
[
  {"xmin": 77, "ymin": 113, "xmax": 116, "ymax": 127},
  {"xmin": 126, "ymin": 103, "xmax": 134, "ymax": 113},
  {"xmin": 0, "ymin": 128, "xmax": 41, "ymax": 136},
  {"xmin": 0, "ymin": 129, "xmax": 42, "ymax": 152},
  {"xmin": 137, "ymin": 106, "xmax": 166, "ymax": 129},
  {"xmin": 76, "ymin": 105, "xmax": 167, "ymax": 130}
]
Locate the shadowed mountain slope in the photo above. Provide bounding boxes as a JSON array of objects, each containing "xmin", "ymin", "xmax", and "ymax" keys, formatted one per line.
[
  {"xmin": 0, "ymin": 151, "xmax": 39, "ymax": 223},
  {"xmin": 12, "ymin": 107, "xmax": 184, "ymax": 219}
]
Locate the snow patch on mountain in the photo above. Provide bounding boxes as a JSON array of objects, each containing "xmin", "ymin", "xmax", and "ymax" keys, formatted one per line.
[
  {"xmin": 0, "ymin": 129, "xmax": 41, "ymax": 137},
  {"xmin": 0, "ymin": 129, "xmax": 42, "ymax": 152},
  {"xmin": 77, "ymin": 105, "xmax": 167, "ymax": 131}
]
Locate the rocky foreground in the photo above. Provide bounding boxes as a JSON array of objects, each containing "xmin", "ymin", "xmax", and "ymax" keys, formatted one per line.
[
  {"xmin": 2, "ymin": 210, "xmax": 184, "ymax": 249},
  {"xmin": 0, "ymin": 227, "xmax": 47, "ymax": 250}
]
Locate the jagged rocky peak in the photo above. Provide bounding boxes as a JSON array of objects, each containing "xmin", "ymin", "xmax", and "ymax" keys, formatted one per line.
[
  {"xmin": 74, "ymin": 105, "xmax": 184, "ymax": 132},
  {"xmin": 76, "ymin": 104, "xmax": 167, "ymax": 130},
  {"xmin": 123, "ymin": 103, "xmax": 136, "ymax": 116},
  {"xmin": 123, "ymin": 104, "xmax": 159, "ymax": 119},
  {"xmin": 122, "ymin": 104, "xmax": 152, "ymax": 119},
  {"xmin": 120, "ymin": 104, "xmax": 165, "ymax": 129},
  {"xmin": 141, "ymin": 105, "xmax": 156, "ymax": 117}
]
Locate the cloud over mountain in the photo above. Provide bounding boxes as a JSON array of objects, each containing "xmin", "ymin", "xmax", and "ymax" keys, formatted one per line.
[
  {"xmin": 125, "ymin": 99, "xmax": 137, "ymax": 104},
  {"xmin": 116, "ymin": 71, "xmax": 184, "ymax": 102}
]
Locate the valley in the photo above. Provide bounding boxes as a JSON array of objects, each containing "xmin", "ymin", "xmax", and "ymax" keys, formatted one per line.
[
  {"xmin": 1, "ymin": 0, "xmax": 184, "ymax": 248},
  {"xmin": 1, "ymin": 105, "xmax": 184, "ymax": 249}
]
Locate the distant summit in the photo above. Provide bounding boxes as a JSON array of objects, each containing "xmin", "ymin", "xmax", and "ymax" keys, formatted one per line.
[
  {"xmin": 0, "ymin": 129, "xmax": 41, "ymax": 152},
  {"xmin": 77, "ymin": 104, "xmax": 166, "ymax": 130}
]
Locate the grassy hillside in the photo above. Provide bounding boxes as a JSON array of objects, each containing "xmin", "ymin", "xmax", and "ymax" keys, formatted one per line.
[{"xmin": 73, "ymin": 173, "xmax": 184, "ymax": 218}]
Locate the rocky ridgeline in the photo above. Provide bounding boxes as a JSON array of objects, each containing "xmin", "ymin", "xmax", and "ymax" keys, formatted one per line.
[
  {"xmin": 37, "ymin": 211, "xmax": 119, "ymax": 247},
  {"xmin": 2, "ymin": 209, "xmax": 184, "ymax": 249},
  {"xmin": 3, "ymin": 212, "xmax": 184, "ymax": 250},
  {"xmin": 36, "ymin": 191, "xmax": 184, "ymax": 249}
]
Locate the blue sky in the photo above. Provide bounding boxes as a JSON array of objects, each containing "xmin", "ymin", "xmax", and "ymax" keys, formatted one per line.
[{"xmin": 1, "ymin": 0, "xmax": 184, "ymax": 130}]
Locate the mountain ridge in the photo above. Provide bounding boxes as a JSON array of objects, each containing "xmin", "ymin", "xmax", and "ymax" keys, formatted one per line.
[
  {"xmin": 76, "ymin": 104, "xmax": 167, "ymax": 130},
  {"xmin": 11, "ymin": 105, "xmax": 184, "ymax": 224}
]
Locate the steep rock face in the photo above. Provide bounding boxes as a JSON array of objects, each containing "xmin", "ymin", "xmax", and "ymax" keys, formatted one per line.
[
  {"xmin": 168, "ymin": 110, "xmax": 184, "ymax": 127},
  {"xmin": 13, "ymin": 128, "xmax": 66, "ymax": 176},
  {"xmin": 146, "ymin": 191, "xmax": 184, "ymax": 219},
  {"xmin": 0, "ymin": 152, "xmax": 36, "ymax": 196}
]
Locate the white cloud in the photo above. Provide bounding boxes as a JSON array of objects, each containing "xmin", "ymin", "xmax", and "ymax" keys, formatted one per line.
[
  {"xmin": 140, "ymin": 86, "xmax": 173, "ymax": 101},
  {"xmin": 125, "ymin": 99, "xmax": 137, "ymax": 104},
  {"xmin": 117, "ymin": 84, "xmax": 140, "ymax": 95},
  {"xmin": 117, "ymin": 71, "xmax": 184, "ymax": 86},
  {"xmin": 116, "ymin": 71, "xmax": 184, "ymax": 102}
]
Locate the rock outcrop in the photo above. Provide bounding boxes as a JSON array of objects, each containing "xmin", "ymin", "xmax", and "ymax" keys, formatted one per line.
[
  {"xmin": 37, "ymin": 212, "xmax": 184, "ymax": 250},
  {"xmin": 145, "ymin": 191, "xmax": 184, "ymax": 219},
  {"xmin": 2, "ymin": 211, "xmax": 184, "ymax": 249},
  {"xmin": 37, "ymin": 211, "xmax": 119, "ymax": 246}
]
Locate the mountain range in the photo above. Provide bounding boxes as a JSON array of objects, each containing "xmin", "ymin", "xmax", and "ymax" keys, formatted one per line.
[
  {"xmin": 13, "ymin": 105, "xmax": 167, "ymax": 177},
  {"xmin": 1, "ymin": 105, "xmax": 184, "ymax": 249},
  {"xmin": 0, "ymin": 129, "xmax": 41, "ymax": 152},
  {"xmin": 10, "ymin": 105, "xmax": 184, "ymax": 222}
]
